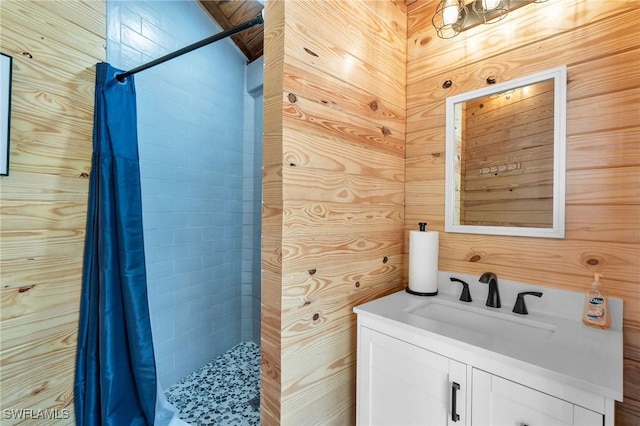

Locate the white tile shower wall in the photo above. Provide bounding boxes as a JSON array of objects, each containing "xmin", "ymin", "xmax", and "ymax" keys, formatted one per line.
[{"xmin": 106, "ymin": 0, "xmax": 251, "ymax": 389}]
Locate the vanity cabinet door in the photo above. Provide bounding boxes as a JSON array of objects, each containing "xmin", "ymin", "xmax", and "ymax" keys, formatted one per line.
[
  {"xmin": 471, "ymin": 369, "xmax": 602, "ymax": 426},
  {"xmin": 357, "ymin": 326, "xmax": 467, "ymax": 426}
]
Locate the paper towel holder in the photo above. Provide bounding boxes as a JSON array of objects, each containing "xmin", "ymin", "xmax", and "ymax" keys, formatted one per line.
[{"xmin": 406, "ymin": 222, "xmax": 439, "ymax": 297}]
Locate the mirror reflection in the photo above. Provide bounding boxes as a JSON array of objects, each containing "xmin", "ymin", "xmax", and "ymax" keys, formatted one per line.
[
  {"xmin": 445, "ymin": 67, "xmax": 566, "ymax": 238},
  {"xmin": 455, "ymin": 79, "xmax": 554, "ymax": 228}
]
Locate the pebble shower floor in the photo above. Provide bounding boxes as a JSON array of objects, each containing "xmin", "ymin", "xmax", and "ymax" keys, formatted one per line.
[{"xmin": 165, "ymin": 342, "xmax": 261, "ymax": 425}]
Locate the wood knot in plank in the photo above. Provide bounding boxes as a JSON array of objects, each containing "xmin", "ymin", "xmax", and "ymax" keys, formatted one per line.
[
  {"xmin": 583, "ymin": 254, "xmax": 604, "ymax": 267},
  {"xmin": 304, "ymin": 47, "xmax": 319, "ymax": 57},
  {"xmin": 369, "ymin": 101, "xmax": 378, "ymax": 111},
  {"xmin": 312, "ymin": 313, "xmax": 320, "ymax": 321},
  {"xmin": 22, "ymin": 51, "xmax": 33, "ymax": 59},
  {"xmin": 381, "ymin": 127, "xmax": 391, "ymax": 136},
  {"xmin": 302, "ymin": 300, "xmax": 311, "ymax": 307},
  {"xmin": 382, "ymin": 256, "xmax": 388, "ymax": 264},
  {"xmin": 19, "ymin": 285, "xmax": 35, "ymax": 293},
  {"xmin": 420, "ymin": 37, "xmax": 431, "ymax": 46},
  {"xmin": 442, "ymin": 80, "xmax": 453, "ymax": 89},
  {"xmin": 308, "ymin": 269, "xmax": 316, "ymax": 275},
  {"xmin": 261, "ymin": 355, "xmax": 280, "ymax": 380},
  {"xmin": 31, "ymin": 383, "xmax": 48, "ymax": 395},
  {"xmin": 469, "ymin": 254, "xmax": 482, "ymax": 262},
  {"xmin": 355, "ymin": 281, "xmax": 360, "ymax": 288},
  {"xmin": 287, "ymin": 93, "xmax": 297, "ymax": 103},
  {"xmin": 79, "ymin": 172, "xmax": 89, "ymax": 178}
]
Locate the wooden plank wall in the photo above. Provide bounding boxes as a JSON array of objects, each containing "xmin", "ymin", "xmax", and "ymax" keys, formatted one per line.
[
  {"xmin": 406, "ymin": 0, "xmax": 640, "ymax": 423},
  {"xmin": 262, "ymin": 0, "xmax": 407, "ymax": 423},
  {"xmin": 261, "ymin": 0, "xmax": 285, "ymax": 422},
  {"xmin": 0, "ymin": 0, "xmax": 105, "ymax": 423}
]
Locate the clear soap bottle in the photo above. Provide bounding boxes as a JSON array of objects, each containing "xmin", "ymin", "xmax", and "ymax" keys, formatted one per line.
[{"xmin": 582, "ymin": 273, "xmax": 611, "ymax": 329}]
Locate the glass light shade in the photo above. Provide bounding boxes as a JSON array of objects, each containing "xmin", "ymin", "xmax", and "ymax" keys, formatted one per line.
[
  {"xmin": 482, "ymin": 0, "xmax": 502, "ymax": 10},
  {"xmin": 473, "ymin": 0, "xmax": 510, "ymax": 24},
  {"xmin": 443, "ymin": 0, "xmax": 460, "ymax": 25}
]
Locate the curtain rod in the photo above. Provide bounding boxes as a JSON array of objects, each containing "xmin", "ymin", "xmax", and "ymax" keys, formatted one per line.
[{"xmin": 116, "ymin": 12, "xmax": 264, "ymax": 82}]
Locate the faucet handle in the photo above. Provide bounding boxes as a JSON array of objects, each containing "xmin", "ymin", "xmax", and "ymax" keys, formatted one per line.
[
  {"xmin": 450, "ymin": 277, "xmax": 472, "ymax": 302},
  {"xmin": 512, "ymin": 291, "xmax": 543, "ymax": 315}
]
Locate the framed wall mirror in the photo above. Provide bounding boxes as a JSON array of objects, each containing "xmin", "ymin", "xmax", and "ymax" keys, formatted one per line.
[{"xmin": 445, "ymin": 66, "xmax": 567, "ymax": 238}]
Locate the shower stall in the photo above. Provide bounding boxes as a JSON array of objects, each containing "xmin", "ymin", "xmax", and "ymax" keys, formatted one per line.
[{"xmin": 105, "ymin": 0, "xmax": 263, "ymax": 418}]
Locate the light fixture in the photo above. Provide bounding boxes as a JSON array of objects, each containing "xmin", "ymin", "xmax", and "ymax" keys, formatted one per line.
[
  {"xmin": 432, "ymin": 0, "xmax": 542, "ymax": 39},
  {"xmin": 431, "ymin": 0, "xmax": 467, "ymax": 39}
]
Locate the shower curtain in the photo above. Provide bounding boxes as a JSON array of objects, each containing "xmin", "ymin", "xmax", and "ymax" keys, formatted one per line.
[{"xmin": 75, "ymin": 62, "xmax": 187, "ymax": 426}]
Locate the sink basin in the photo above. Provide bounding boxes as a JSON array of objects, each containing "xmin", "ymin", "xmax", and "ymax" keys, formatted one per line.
[{"xmin": 405, "ymin": 298, "xmax": 556, "ymax": 341}]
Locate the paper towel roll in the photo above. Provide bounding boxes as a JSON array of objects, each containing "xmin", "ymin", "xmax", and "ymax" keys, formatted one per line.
[{"xmin": 408, "ymin": 229, "xmax": 439, "ymax": 295}]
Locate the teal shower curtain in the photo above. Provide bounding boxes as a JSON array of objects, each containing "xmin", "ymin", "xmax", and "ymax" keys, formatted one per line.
[{"xmin": 75, "ymin": 62, "xmax": 156, "ymax": 425}]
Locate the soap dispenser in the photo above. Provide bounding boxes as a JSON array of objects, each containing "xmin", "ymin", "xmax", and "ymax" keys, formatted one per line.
[{"xmin": 582, "ymin": 273, "xmax": 611, "ymax": 330}]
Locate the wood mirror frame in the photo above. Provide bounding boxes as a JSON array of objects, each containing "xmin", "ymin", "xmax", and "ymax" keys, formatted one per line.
[{"xmin": 444, "ymin": 66, "xmax": 567, "ymax": 238}]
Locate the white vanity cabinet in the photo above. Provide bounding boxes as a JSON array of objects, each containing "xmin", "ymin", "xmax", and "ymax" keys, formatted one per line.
[
  {"xmin": 356, "ymin": 323, "xmax": 606, "ymax": 426},
  {"xmin": 357, "ymin": 327, "xmax": 467, "ymax": 426},
  {"xmin": 354, "ymin": 277, "xmax": 623, "ymax": 426}
]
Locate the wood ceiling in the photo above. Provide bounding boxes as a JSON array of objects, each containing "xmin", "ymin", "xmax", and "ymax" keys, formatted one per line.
[
  {"xmin": 199, "ymin": 1, "xmax": 422, "ymax": 64},
  {"xmin": 199, "ymin": 0, "xmax": 265, "ymax": 63}
]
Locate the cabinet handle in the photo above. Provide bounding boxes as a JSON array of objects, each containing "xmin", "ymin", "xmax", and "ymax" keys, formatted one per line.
[{"xmin": 451, "ymin": 382, "xmax": 460, "ymax": 422}]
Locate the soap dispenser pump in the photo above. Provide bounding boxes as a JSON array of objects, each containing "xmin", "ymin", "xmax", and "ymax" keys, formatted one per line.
[{"xmin": 582, "ymin": 273, "xmax": 611, "ymax": 330}]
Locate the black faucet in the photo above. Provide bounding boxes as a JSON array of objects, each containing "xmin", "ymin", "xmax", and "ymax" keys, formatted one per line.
[{"xmin": 479, "ymin": 272, "xmax": 501, "ymax": 308}]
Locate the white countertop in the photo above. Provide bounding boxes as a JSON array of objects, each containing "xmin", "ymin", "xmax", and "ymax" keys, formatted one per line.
[{"xmin": 354, "ymin": 271, "xmax": 624, "ymax": 403}]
